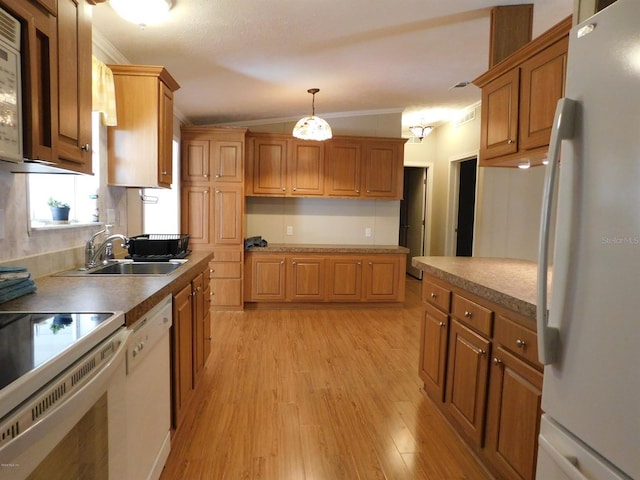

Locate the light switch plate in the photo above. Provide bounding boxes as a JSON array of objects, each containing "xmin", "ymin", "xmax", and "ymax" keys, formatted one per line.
[{"xmin": 286, "ymin": 226, "xmax": 293, "ymax": 236}]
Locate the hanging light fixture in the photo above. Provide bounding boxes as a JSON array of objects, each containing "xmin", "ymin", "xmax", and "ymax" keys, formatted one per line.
[
  {"xmin": 292, "ymin": 88, "xmax": 332, "ymax": 141},
  {"xmin": 109, "ymin": 0, "xmax": 173, "ymax": 28},
  {"xmin": 409, "ymin": 125, "xmax": 434, "ymax": 141}
]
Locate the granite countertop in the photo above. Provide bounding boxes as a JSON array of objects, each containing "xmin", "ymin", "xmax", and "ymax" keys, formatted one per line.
[
  {"xmin": 247, "ymin": 243, "xmax": 410, "ymax": 254},
  {"xmin": 412, "ymin": 256, "xmax": 549, "ymax": 318},
  {"xmin": 0, "ymin": 251, "xmax": 214, "ymax": 327}
]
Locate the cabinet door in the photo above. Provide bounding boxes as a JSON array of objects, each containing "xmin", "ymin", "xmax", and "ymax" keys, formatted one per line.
[
  {"xmin": 210, "ymin": 278, "xmax": 243, "ymax": 308},
  {"xmin": 362, "ymin": 142, "xmax": 403, "ymax": 199},
  {"xmin": 213, "ymin": 184, "xmax": 243, "ymax": 245},
  {"xmin": 213, "ymin": 141, "xmax": 243, "ymax": 182},
  {"xmin": 56, "ymin": 0, "xmax": 92, "ymax": 173},
  {"xmin": 158, "ymin": 81, "xmax": 174, "ymax": 187},
  {"xmin": 363, "ymin": 255, "xmax": 404, "ymax": 301},
  {"xmin": 250, "ymin": 137, "xmax": 287, "ymax": 195},
  {"xmin": 326, "ymin": 256, "xmax": 363, "ymax": 301},
  {"xmin": 480, "ymin": 68, "xmax": 520, "ymax": 161},
  {"xmin": 182, "ymin": 139, "xmax": 210, "ymax": 182},
  {"xmin": 172, "ymin": 283, "xmax": 193, "ymax": 428},
  {"xmin": 288, "ymin": 140, "xmax": 324, "ymax": 196},
  {"xmin": 445, "ymin": 319, "xmax": 491, "ymax": 446},
  {"xmin": 519, "ymin": 36, "xmax": 568, "ymax": 151},
  {"xmin": 287, "ymin": 257, "xmax": 326, "ymax": 301},
  {"xmin": 419, "ymin": 304, "xmax": 449, "ymax": 402},
  {"xmin": 486, "ymin": 347, "xmax": 542, "ymax": 480},
  {"xmin": 192, "ymin": 272, "xmax": 205, "ymax": 386},
  {"xmin": 325, "ymin": 140, "xmax": 362, "ymax": 197},
  {"xmin": 249, "ymin": 255, "xmax": 286, "ymax": 301},
  {"xmin": 203, "ymin": 280, "xmax": 211, "ymax": 361},
  {"xmin": 181, "ymin": 185, "xmax": 212, "ymax": 246}
]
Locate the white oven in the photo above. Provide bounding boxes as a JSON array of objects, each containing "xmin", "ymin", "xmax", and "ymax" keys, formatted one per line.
[{"xmin": 0, "ymin": 311, "xmax": 129, "ymax": 480}]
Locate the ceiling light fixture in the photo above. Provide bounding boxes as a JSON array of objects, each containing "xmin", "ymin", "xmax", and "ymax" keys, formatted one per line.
[
  {"xmin": 409, "ymin": 125, "xmax": 434, "ymax": 141},
  {"xmin": 109, "ymin": 0, "xmax": 173, "ymax": 28},
  {"xmin": 292, "ymin": 88, "xmax": 332, "ymax": 141}
]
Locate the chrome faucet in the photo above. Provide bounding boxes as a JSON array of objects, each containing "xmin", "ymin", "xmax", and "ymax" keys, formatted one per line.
[{"xmin": 84, "ymin": 225, "xmax": 128, "ymax": 268}]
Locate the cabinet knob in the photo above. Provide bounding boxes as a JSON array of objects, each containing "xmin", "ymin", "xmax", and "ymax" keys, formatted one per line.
[
  {"xmin": 357, "ymin": 261, "xmax": 362, "ymax": 266},
  {"xmin": 479, "ymin": 349, "xmax": 486, "ymax": 356},
  {"xmin": 507, "ymin": 139, "xmax": 514, "ymax": 145},
  {"xmin": 203, "ymin": 174, "xmax": 209, "ymax": 178},
  {"xmin": 80, "ymin": 143, "xmax": 91, "ymax": 152},
  {"xmin": 515, "ymin": 339, "xmax": 526, "ymax": 348},
  {"xmin": 204, "ymin": 190, "xmax": 209, "ymax": 195},
  {"xmin": 215, "ymin": 189, "xmax": 220, "ymax": 194},
  {"xmin": 367, "ymin": 190, "xmax": 371, "ymax": 193},
  {"xmin": 293, "ymin": 187, "xmax": 297, "ymax": 191},
  {"xmin": 210, "ymin": 269, "xmax": 215, "ymax": 273},
  {"xmin": 464, "ymin": 311, "xmax": 473, "ymax": 318},
  {"xmin": 282, "ymin": 187, "xmax": 286, "ymax": 191},
  {"xmin": 215, "ymin": 174, "xmax": 220, "ymax": 178},
  {"xmin": 493, "ymin": 357, "xmax": 502, "ymax": 365},
  {"xmin": 430, "ymin": 292, "xmax": 437, "ymax": 299},
  {"xmin": 356, "ymin": 189, "xmax": 360, "ymax": 193},
  {"xmin": 292, "ymin": 261, "xmax": 297, "ymax": 266},
  {"xmin": 368, "ymin": 262, "xmax": 373, "ymax": 266},
  {"xmin": 438, "ymin": 321, "xmax": 445, "ymax": 327},
  {"xmin": 162, "ymin": 170, "xmax": 168, "ymax": 175},
  {"xmin": 280, "ymin": 261, "xmax": 285, "ymax": 265}
]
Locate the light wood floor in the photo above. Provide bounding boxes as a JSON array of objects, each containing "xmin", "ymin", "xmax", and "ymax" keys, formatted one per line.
[{"xmin": 160, "ymin": 277, "xmax": 492, "ymax": 480}]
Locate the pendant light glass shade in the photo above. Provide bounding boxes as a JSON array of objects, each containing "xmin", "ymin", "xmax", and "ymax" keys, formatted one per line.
[
  {"xmin": 409, "ymin": 125, "xmax": 433, "ymax": 141},
  {"xmin": 292, "ymin": 88, "xmax": 332, "ymax": 141},
  {"xmin": 110, "ymin": 0, "xmax": 172, "ymax": 28}
]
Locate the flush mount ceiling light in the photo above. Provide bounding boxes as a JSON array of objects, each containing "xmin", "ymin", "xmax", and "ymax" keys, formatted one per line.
[
  {"xmin": 109, "ymin": 0, "xmax": 173, "ymax": 28},
  {"xmin": 409, "ymin": 125, "xmax": 434, "ymax": 141},
  {"xmin": 292, "ymin": 88, "xmax": 332, "ymax": 141}
]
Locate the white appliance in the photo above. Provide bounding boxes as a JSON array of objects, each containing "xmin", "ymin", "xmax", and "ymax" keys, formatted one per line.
[
  {"xmin": 125, "ymin": 295, "xmax": 173, "ymax": 480},
  {"xmin": 537, "ymin": 1, "xmax": 640, "ymax": 479},
  {"xmin": 0, "ymin": 5, "xmax": 22, "ymax": 164}
]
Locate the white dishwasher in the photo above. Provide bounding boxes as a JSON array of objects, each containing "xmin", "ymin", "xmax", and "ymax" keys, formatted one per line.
[{"xmin": 126, "ymin": 295, "xmax": 173, "ymax": 480}]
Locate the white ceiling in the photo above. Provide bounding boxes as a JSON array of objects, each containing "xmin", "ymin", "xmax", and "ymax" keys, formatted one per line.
[{"xmin": 91, "ymin": 0, "xmax": 573, "ymax": 130}]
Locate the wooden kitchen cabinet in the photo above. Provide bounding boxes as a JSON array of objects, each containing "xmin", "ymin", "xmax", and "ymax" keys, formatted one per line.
[
  {"xmin": 181, "ymin": 126, "xmax": 247, "ymax": 311},
  {"xmin": 474, "ymin": 16, "xmax": 571, "ymax": 167},
  {"xmin": 55, "ymin": 0, "xmax": 92, "ymax": 173},
  {"xmin": 245, "ymin": 251, "xmax": 406, "ymax": 303},
  {"xmin": 246, "ymin": 132, "xmax": 405, "ymax": 199},
  {"xmin": 108, "ymin": 65, "xmax": 180, "ymax": 188},
  {"xmin": 418, "ymin": 272, "xmax": 544, "ymax": 480}
]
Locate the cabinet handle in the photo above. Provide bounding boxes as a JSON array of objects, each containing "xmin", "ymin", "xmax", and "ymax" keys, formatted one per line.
[
  {"xmin": 368, "ymin": 262, "xmax": 373, "ymax": 266},
  {"xmin": 292, "ymin": 261, "xmax": 297, "ymax": 266},
  {"xmin": 280, "ymin": 261, "xmax": 285, "ymax": 265},
  {"xmin": 357, "ymin": 261, "xmax": 362, "ymax": 266},
  {"xmin": 356, "ymin": 189, "xmax": 360, "ymax": 193},
  {"xmin": 515, "ymin": 339, "xmax": 526, "ymax": 348},
  {"xmin": 215, "ymin": 189, "xmax": 220, "ymax": 194},
  {"xmin": 162, "ymin": 170, "xmax": 168, "ymax": 175},
  {"xmin": 293, "ymin": 187, "xmax": 297, "ymax": 191},
  {"xmin": 478, "ymin": 349, "xmax": 486, "ymax": 356},
  {"xmin": 210, "ymin": 269, "xmax": 215, "ymax": 273},
  {"xmin": 430, "ymin": 292, "xmax": 437, "ymax": 299},
  {"xmin": 80, "ymin": 143, "xmax": 91, "ymax": 152},
  {"xmin": 464, "ymin": 311, "xmax": 473, "ymax": 318},
  {"xmin": 204, "ymin": 190, "xmax": 209, "ymax": 195},
  {"xmin": 215, "ymin": 173, "xmax": 220, "ymax": 178},
  {"xmin": 438, "ymin": 322, "xmax": 445, "ymax": 327},
  {"xmin": 367, "ymin": 190, "xmax": 371, "ymax": 193},
  {"xmin": 282, "ymin": 187, "xmax": 286, "ymax": 191},
  {"xmin": 507, "ymin": 139, "xmax": 514, "ymax": 145},
  {"xmin": 493, "ymin": 357, "xmax": 502, "ymax": 365}
]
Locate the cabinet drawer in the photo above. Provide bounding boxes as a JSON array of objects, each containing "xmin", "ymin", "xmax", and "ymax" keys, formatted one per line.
[
  {"xmin": 211, "ymin": 250, "xmax": 242, "ymax": 262},
  {"xmin": 452, "ymin": 294, "xmax": 493, "ymax": 337},
  {"xmin": 495, "ymin": 315, "xmax": 540, "ymax": 367},
  {"xmin": 209, "ymin": 262, "xmax": 241, "ymax": 279},
  {"xmin": 422, "ymin": 279, "xmax": 451, "ymax": 312}
]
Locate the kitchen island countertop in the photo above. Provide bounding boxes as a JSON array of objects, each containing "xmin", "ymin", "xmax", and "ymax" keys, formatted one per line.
[
  {"xmin": 412, "ymin": 256, "xmax": 549, "ymax": 318},
  {"xmin": 247, "ymin": 243, "xmax": 410, "ymax": 254},
  {"xmin": 0, "ymin": 251, "xmax": 214, "ymax": 327}
]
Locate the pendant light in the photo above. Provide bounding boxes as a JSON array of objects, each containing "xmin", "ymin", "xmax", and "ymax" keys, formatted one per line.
[
  {"xmin": 409, "ymin": 125, "xmax": 434, "ymax": 141},
  {"xmin": 292, "ymin": 88, "xmax": 332, "ymax": 141}
]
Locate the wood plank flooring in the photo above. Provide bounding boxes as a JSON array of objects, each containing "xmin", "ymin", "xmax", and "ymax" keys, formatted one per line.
[{"xmin": 160, "ymin": 277, "xmax": 492, "ymax": 480}]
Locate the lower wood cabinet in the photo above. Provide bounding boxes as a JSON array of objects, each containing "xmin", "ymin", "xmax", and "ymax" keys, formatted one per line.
[
  {"xmin": 245, "ymin": 251, "xmax": 406, "ymax": 303},
  {"xmin": 171, "ymin": 265, "xmax": 211, "ymax": 429},
  {"xmin": 418, "ymin": 273, "xmax": 542, "ymax": 480},
  {"xmin": 209, "ymin": 249, "xmax": 244, "ymax": 310}
]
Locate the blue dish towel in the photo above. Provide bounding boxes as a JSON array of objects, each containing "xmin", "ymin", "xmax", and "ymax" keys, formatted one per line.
[{"xmin": 0, "ymin": 276, "xmax": 37, "ymax": 304}]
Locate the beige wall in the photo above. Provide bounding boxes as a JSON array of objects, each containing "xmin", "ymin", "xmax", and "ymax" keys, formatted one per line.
[{"xmin": 244, "ymin": 112, "xmax": 404, "ymax": 246}]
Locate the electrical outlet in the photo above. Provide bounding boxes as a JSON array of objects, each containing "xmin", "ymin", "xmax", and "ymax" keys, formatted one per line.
[
  {"xmin": 286, "ymin": 226, "xmax": 293, "ymax": 236},
  {"xmin": 365, "ymin": 227, "xmax": 372, "ymax": 238}
]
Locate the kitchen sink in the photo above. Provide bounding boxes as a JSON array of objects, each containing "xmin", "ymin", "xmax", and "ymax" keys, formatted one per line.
[{"xmin": 56, "ymin": 259, "xmax": 189, "ymax": 277}]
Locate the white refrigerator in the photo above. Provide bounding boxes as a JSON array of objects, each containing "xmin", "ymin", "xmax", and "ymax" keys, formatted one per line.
[{"xmin": 536, "ymin": 1, "xmax": 640, "ymax": 479}]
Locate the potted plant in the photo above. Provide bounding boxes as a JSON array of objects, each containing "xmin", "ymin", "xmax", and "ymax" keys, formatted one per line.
[{"xmin": 48, "ymin": 197, "xmax": 71, "ymax": 222}]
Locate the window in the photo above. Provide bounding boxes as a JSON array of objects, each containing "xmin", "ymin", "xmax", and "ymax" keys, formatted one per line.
[{"xmin": 28, "ymin": 113, "xmax": 101, "ymax": 229}]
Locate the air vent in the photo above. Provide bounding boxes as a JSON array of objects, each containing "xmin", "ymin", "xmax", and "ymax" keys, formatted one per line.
[
  {"xmin": 32, "ymin": 384, "xmax": 67, "ymax": 421},
  {"xmin": 71, "ymin": 358, "xmax": 97, "ymax": 386},
  {"xmin": 456, "ymin": 108, "xmax": 476, "ymax": 126},
  {"xmin": 0, "ymin": 7, "xmax": 20, "ymax": 52},
  {"xmin": 0, "ymin": 420, "xmax": 19, "ymax": 444},
  {"xmin": 450, "ymin": 81, "xmax": 471, "ymax": 89}
]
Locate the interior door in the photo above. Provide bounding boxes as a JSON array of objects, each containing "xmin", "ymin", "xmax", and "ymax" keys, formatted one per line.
[{"xmin": 400, "ymin": 167, "xmax": 426, "ymax": 279}]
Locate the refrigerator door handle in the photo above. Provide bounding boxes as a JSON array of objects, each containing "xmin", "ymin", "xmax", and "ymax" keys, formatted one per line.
[{"xmin": 537, "ymin": 98, "xmax": 577, "ymax": 365}]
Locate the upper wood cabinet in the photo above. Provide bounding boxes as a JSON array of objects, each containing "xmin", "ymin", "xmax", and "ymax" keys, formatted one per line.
[
  {"xmin": 474, "ymin": 16, "xmax": 571, "ymax": 167},
  {"xmin": 55, "ymin": 0, "xmax": 92, "ymax": 173},
  {"xmin": 182, "ymin": 127, "xmax": 245, "ymax": 183},
  {"xmin": 246, "ymin": 132, "xmax": 405, "ymax": 200},
  {"xmin": 107, "ymin": 65, "xmax": 180, "ymax": 188}
]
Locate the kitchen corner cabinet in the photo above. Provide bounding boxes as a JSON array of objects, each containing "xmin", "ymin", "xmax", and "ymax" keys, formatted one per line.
[
  {"xmin": 171, "ymin": 266, "xmax": 211, "ymax": 429},
  {"xmin": 474, "ymin": 16, "xmax": 571, "ymax": 167},
  {"xmin": 245, "ymin": 251, "xmax": 406, "ymax": 303},
  {"xmin": 245, "ymin": 132, "xmax": 405, "ymax": 200},
  {"xmin": 418, "ymin": 272, "xmax": 543, "ymax": 480},
  {"xmin": 181, "ymin": 126, "xmax": 247, "ymax": 311},
  {"xmin": 107, "ymin": 65, "xmax": 180, "ymax": 188}
]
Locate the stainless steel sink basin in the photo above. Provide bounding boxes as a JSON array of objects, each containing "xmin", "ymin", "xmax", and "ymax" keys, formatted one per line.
[{"xmin": 56, "ymin": 259, "xmax": 189, "ymax": 277}]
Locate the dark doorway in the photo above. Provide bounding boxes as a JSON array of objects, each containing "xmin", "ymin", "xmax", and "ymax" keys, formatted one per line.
[
  {"xmin": 456, "ymin": 158, "xmax": 477, "ymax": 256},
  {"xmin": 400, "ymin": 167, "xmax": 427, "ymax": 279}
]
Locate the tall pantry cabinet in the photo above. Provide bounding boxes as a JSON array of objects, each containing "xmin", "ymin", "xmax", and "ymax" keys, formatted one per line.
[{"xmin": 181, "ymin": 126, "xmax": 247, "ymax": 311}]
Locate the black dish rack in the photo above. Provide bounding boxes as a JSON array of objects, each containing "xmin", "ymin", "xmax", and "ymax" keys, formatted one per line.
[{"xmin": 126, "ymin": 234, "xmax": 190, "ymax": 261}]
